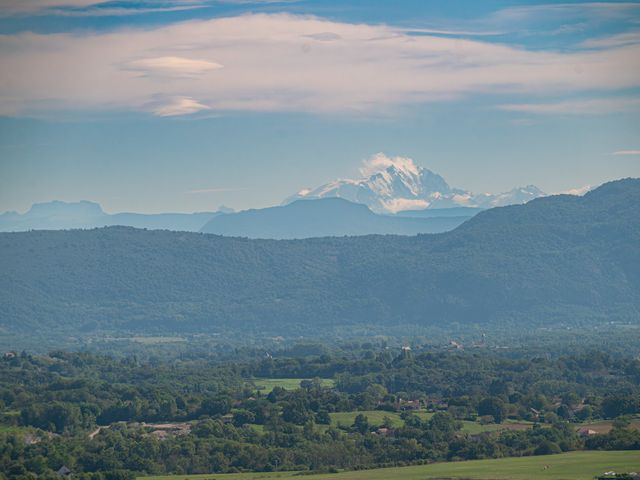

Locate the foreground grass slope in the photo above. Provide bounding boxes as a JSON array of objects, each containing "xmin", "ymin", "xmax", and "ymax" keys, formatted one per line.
[{"xmin": 141, "ymin": 450, "xmax": 640, "ymax": 480}]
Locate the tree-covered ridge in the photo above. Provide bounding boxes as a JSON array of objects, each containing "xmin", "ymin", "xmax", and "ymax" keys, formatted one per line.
[
  {"xmin": 0, "ymin": 348, "xmax": 639, "ymax": 478},
  {"xmin": 0, "ymin": 178, "xmax": 638, "ymax": 346}
]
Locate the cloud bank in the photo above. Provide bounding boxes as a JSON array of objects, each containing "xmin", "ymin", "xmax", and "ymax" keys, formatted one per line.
[{"xmin": 1, "ymin": 13, "xmax": 640, "ymax": 117}]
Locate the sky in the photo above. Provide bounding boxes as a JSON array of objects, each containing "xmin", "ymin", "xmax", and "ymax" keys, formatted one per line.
[{"xmin": 0, "ymin": 0, "xmax": 639, "ymax": 214}]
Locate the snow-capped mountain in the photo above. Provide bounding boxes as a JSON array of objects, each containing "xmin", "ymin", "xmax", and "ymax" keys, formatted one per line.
[{"xmin": 285, "ymin": 153, "xmax": 546, "ymax": 213}]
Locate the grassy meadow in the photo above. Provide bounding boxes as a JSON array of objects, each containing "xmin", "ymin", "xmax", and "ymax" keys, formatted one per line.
[
  {"xmin": 329, "ymin": 410, "xmax": 433, "ymax": 428},
  {"xmin": 252, "ymin": 378, "xmax": 335, "ymax": 393},
  {"xmin": 140, "ymin": 450, "xmax": 640, "ymax": 480},
  {"xmin": 328, "ymin": 410, "xmax": 533, "ymax": 435}
]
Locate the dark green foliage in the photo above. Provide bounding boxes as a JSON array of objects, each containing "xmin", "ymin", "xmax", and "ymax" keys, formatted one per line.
[
  {"xmin": 1, "ymin": 179, "xmax": 639, "ymax": 349},
  {"xmin": 0, "ymin": 348, "xmax": 638, "ymax": 478},
  {"xmin": 478, "ymin": 397, "xmax": 507, "ymax": 423}
]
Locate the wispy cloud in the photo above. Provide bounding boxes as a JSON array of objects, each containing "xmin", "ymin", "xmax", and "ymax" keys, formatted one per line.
[
  {"xmin": 499, "ymin": 97, "xmax": 640, "ymax": 115},
  {"xmin": 580, "ymin": 31, "xmax": 640, "ymax": 49},
  {"xmin": 1, "ymin": 13, "xmax": 640, "ymax": 117},
  {"xmin": 491, "ymin": 2, "xmax": 640, "ymax": 25},
  {"xmin": 0, "ymin": 0, "xmax": 296, "ymax": 17},
  {"xmin": 448, "ymin": 2, "xmax": 640, "ymax": 40},
  {"xmin": 186, "ymin": 187, "xmax": 247, "ymax": 194},
  {"xmin": 0, "ymin": 0, "xmax": 205, "ymax": 17},
  {"xmin": 612, "ymin": 150, "xmax": 640, "ymax": 156},
  {"xmin": 43, "ymin": 5, "xmax": 207, "ymax": 17}
]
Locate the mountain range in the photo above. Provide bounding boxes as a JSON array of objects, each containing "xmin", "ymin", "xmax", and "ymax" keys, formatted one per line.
[
  {"xmin": 1, "ymin": 198, "xmax": 478, "ymax": 238},
  {"xmin": 200, "ymin": 198, "xmax": 475, "ymax": 239},
  {"xmin": 286, "ymin": 154, "xmax": 546, "ymax": 213},
  {"xmin": 0, "ymin": 200, "xmax": 223, "ymax": 232},
  {"xmin": 1, "ymin": 178, "xmax": 637, "ymax": 350},
  {"xmin": 1, "ymin": 157, "xmax": 551, "ymax": 238}
]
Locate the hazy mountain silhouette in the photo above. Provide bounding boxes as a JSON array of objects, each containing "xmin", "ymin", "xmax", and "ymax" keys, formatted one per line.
[
  {"xmin": 0, "ymin": 200, "xmax": 222, "ymax": 232},
  {"xmin": 201, "ymin": 198, "xmax": 474, "ymax": 238}
]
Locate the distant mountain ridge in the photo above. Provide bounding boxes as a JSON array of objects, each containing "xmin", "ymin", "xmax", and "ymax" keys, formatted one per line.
[
  {"xmin": 286, "ymin": 153, "xmax": 546, "ymax": 213},
  {"xmin": 0, "ymin": 200, "xmax": 223, "ymax": 232},
  {"xmin": 0, "ymin": 198, "xmax": 480, "ymax": 237},
  {"xmin": 200, "ymin": 197, "xmax": 475, "ymax": 239},
  {"xmin": 1, "ymin": 178, "xmax": 638, "ymax": 349}
]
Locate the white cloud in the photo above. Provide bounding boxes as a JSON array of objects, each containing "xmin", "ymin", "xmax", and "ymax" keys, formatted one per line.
[
  {"xmin": 1, "ymin": 13, "xmax": 640, "ymax": 117},
  {"xmin": 612, "ymin": 150, "xmax": 640, "ymax": 156},
  {"xmin": 359, "ymin": 153, "xmax": 420, "ymax": 177},
  {"xmin": 557, "ymin": 185, "xmax": 593, "ymax": 196},
  {"xmin": 381, "ymin": 198, "xmax": 429, "ymax": 213},
  {"xmin": 125, "ymin": 56, "xmax": 223, "ymax": 77},
  {"xmin": 499, "ymin": 97, "xmax": 640, "ymax": 115},
  {"xmin": 153, "ymin": 96, "xmax": 210, "ymax": 116}
]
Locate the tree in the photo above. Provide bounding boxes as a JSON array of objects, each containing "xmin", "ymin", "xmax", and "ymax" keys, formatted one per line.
[
  {"xmin": 556, "ymin": 404, "xmax": 572, "ymax": 420},
  {"xmin": 352, "ymin": 414, "xmax": 369, "ymax": 434},
  {"xmin": 232, "ymin": 409, "xmax": 255, "ymax": 427},
  {"xmin": 200, "ymin": 398, "xmax": 230, "ymax": 416},
  {"xmin": 534, "ymin": 440, "xmax": 562, "ymax": 455},
  {"xmin": 315, "ymin": 410, "xmax": 331, "ymax": 425},
  {"xmin": 478, "ymin": 397, "xmax": 506, "ymax": 423}
]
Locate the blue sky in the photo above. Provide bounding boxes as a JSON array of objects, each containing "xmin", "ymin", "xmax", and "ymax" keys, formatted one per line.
[{"xmin": 1, "ymin": 0, "xmax": 639, "ymax": 213}]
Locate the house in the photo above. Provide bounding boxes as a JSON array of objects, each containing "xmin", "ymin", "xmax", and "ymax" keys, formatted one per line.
[
  {"xmin": 23, "ymin": 433, "xmax": 40, "ymax": 445},
  {"xmin": 435, "ymin": 400, "xmax": 449, "ymax": 410},
  {"xmin": 398, "ymin": 398, "xmax": 422, "ymax": 410},
  {"xmin": 577, "ymin": 427, "xmax": 598, "ymax": 437},
  {"xmin": 57, "ymin": 466, "xmax": 72, "ymax": 477}
]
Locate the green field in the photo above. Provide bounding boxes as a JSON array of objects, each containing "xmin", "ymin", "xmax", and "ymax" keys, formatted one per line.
[
  {"xmin": 576, "ymin": 418, "xmax": 640, "ymax": 434},
  {"xmin": 139, "ymin": 450, "xmax": 640, "ymax": 480},
  {"xmin": 0, "ymin": 424, "xmax": 34, "ymax": 434},
  {"xmin": 328, "ymin": 410, "xmax": 531, "ymax": 435},
  {"xmin": 329, "ymin": 410, "xmax": 433, "ymax": 428},
  {"xmin": 253, "ymin": 378, "xmax": 335, "ymax": 393}
]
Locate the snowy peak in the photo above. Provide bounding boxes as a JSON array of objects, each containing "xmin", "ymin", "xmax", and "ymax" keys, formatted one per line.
[
  {"xmin": 367, "ymin": 164, "xmax": 450, "ymax": 199},
  {"xmin": 286, "ymin": 153, "xmax": 546, "ymax": 213}
]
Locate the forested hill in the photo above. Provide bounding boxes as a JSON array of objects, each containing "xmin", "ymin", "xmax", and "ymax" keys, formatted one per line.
[{"xmin": 1, "ymin": 178, "xmax": 638, "ymax": 345}]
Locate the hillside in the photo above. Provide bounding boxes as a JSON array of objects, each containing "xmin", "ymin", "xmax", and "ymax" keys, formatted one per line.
[
  {"xmin": 0, "ymin": 179, "xmax": 638, "ymax": 346},
  {"xmin": 200, "ymin": 198, "xmax": 471, "ymax": 238}
]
